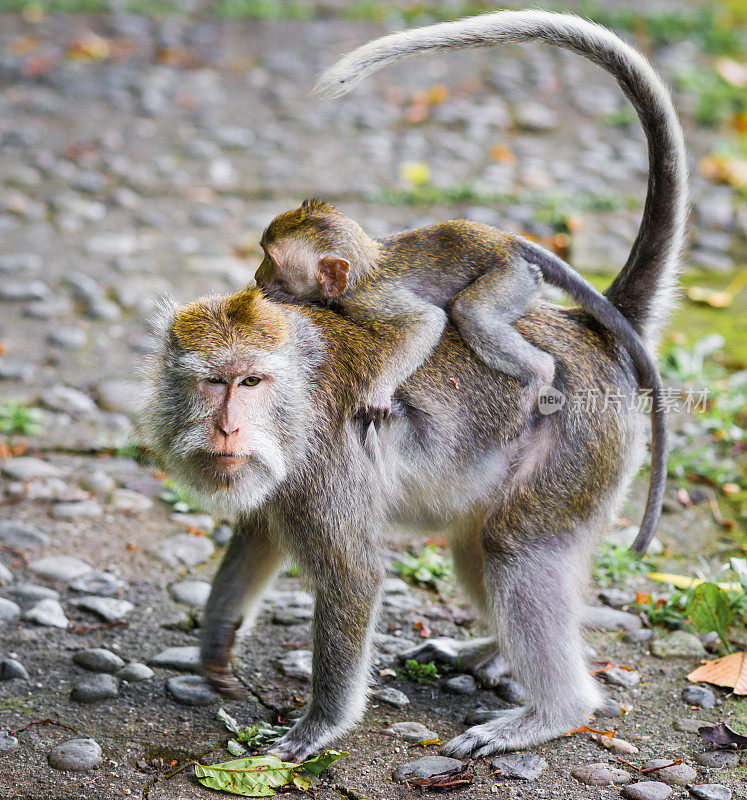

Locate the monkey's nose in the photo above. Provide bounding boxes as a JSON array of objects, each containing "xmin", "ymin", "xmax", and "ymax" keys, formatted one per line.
[{"xmin": 217, "ymin": 421, "xmax": 240, "ymax": 438}]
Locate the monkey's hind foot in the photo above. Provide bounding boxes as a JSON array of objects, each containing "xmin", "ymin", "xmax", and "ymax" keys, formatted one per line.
[
  {"xmin": 442, "ymin": 706, "xmax": 580, "ymax": 759},
  {"xmin": 203, "ymin": 665, "xmax": 246, "ymax": 699}
]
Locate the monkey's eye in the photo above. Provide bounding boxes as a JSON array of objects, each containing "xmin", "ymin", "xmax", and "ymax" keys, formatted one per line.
[
  {"xmin": 206, "ymin": 377, "xmax": 227, "ymax": 385},
  {"xmin": 241, "ymin": 376, "xmax": 261, "ymax": 387}
]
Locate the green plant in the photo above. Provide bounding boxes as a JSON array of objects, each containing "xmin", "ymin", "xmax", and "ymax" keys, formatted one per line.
[
  {"xmin": 592, "ymin": 542, "xmax": 649, "ymax": 587},
  {"xmin": 676, "ymin": 67, "xmax": 747, "ymax": 125},
  {"xmin": 159, "ymin": 478, "xmax": 204, "ymax": 513},
  {"xmin": 603, "ymin": 107, "xmax": 638, "ymax": 128},
  {"xmin": 402, "ymin": 659, "xmax": 440, "ymax": 684},
  {"xmin": 0, "ymin": 401, "xmax": 43, "ymax": 436},
  {"xmin": 393, "ymin": 544, "xmax": 452, "ymax": 586},
  {"xmin": 686, "ymin": 582, "xmax": 735, "ymax": 649}
]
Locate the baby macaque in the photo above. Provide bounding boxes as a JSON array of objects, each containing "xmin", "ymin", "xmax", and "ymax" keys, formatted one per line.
[{"xmin": 256, "ymin": 201, "xmax": 656, "ymax": 426}]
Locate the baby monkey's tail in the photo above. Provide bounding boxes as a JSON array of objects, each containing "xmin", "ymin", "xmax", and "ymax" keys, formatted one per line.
[{"xmin": 314, "ymin": 9, "xmax": 686, "ymax": 554}]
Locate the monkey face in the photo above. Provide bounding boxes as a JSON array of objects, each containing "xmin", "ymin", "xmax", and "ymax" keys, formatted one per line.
[{"xmin": 142, "ymin": 291, "xmax": 316, "ymax": 516}]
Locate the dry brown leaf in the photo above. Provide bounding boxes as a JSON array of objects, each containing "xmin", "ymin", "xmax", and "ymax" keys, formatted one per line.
[
  {"xmin": 687, "ymin": 651, "xmax": 747, "ymax": 695},
  {"xmin": 567, "ymin": 725, "xmax": 616, "ymax": 737}
]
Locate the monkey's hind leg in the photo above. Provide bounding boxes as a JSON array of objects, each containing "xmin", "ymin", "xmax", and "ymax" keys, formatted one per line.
[
  {"xmin": 442, "ymin": 533, "xmax": 601, "ymax": 758},
  {"xmin": 201, "ymin": 513, "xmax": 284, "ymax": 697},
  {"xmin": 450, "ymin": 261, "xmax": 554, "ymax": 389}
]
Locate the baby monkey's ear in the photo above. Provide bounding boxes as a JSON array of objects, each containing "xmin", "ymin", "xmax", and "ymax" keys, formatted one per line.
[{"xmin": 316, "ymin": 256, "xmax": 350, "ymax": 298}]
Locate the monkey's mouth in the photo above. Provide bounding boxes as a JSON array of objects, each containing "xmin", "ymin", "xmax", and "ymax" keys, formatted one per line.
[{"xmin": 206, "ymin": 452, "xmax": 249, "ymax": 475}]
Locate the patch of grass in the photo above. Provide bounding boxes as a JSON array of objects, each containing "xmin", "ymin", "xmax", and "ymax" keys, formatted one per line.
[
  {"xmin": 0, "ymin": 401, "xmax": 43, "ymax": 436},
  {"xmin": 371, "ymin": 185, "xmax": 639, "ymax": 233},
  {"xmin": 159, "ymin": 478, "xmax": 204, "ymax": 513},
  {"xmin": 675, "ymin": 67, "xmax": 747, "ymax": 126},
  {"xmin": 592, "ymin": 542, "xmax": 649, "ymax": 587},
  {"xmin": 214, "ymin": 0, "xmax": 313, "ymax": 21},
  {"xmin": 602, "ymin": 107, "xmax": 638, "ymax": 128},
  {"xmin": 393, "ymin": 544, "xmax": 452, "ymax": 587},
  {"xmin": 401, "ymin": 658, "xmax": 440, "ymax": 684}
]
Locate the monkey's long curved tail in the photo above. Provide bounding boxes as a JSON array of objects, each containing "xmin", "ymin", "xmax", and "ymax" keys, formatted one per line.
[{"xmin": 314, "ymin": 10, "xmax": 687, "ymax": 554}]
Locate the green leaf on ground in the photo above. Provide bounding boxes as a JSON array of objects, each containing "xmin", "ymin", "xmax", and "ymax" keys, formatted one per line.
[
  {"xmin": 194, "ymin": 750, "xmax": 349, "ymax": 796},
  {"xmin": 687, "ymin": 581, "xmax": 735, "ymax": 649}
]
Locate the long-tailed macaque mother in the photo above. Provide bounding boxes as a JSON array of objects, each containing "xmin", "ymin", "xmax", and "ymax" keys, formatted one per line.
[{"xmin": 143, "ymin": 11, "xmax": 686, "ymax": 760}]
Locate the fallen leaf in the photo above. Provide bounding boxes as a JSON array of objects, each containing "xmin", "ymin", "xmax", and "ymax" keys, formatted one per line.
[
  {"xmin": 426, "ymin": 84, "xmax": 449, "ymax": 104},
  {"xmin": 699, "ymin": 722, "xmax": 747, "ymax": 750},
  {"xmin": 405, "ymin": 760, "xmax": 475, "ymax": 791},
  {"xmin": 67, "ymin": 31, "xmax": 110, "ymax": 61},
  {"xmin": 688, "ymin": 651, "xmax": 747, "ymax": 695},
  {"xmin": 716, "ymin": 58, "xmax": 747, "ymax": 88},
  {"xmin": 648, "ymin": 572, "xmax": 742, "ymax": 593},
  {"xmin": 410, "ymin": 738, "xmax": 441, "ymax": 748},
  {"xmin": 567, "ymin": 726, "xmax": 616, "ymax": 737}
]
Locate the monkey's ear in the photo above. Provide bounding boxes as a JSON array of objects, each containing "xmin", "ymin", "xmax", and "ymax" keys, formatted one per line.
[{"xmin": 316, "ymin": 256, "xmax": 350, "ymax": 298}]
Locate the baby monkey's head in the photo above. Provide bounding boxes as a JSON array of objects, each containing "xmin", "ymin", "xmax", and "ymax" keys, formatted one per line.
[{"xmin": 256, "ymin": 199, "xmax": 380, "ymax": 300}]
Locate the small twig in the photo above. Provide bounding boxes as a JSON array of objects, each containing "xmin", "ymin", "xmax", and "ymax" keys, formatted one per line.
[
  {"xmin": 11, "ymin": 718, "xmax": 77, "ymax": 735},
  {"xmin": 163, "ymin": 760, "xmax": 197, "ymax": 780},
  {"xmin": 68, "ymin": 620, "xmax": 128, "ymax": 634},
  {"xmin": 616, "ymin": 756, "xmax": 682, "ymax": 773}
]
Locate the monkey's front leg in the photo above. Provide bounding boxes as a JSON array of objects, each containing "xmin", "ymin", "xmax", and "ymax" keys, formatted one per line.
[
  {"xmin": 201, "ymin": 513, "xmax": 284, "ymax": 697},
  {"xmin": 269, "ymin": 563, "xmax": 383, "ymax": 762}
]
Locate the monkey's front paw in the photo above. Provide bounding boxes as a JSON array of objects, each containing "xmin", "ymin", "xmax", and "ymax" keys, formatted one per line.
[{"xmin": 203, "ymin": 665, "xmax": 246, "ymax": 699}]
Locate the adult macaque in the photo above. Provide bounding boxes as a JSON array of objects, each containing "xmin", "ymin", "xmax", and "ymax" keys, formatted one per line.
[{"xmin": 143, "ymin": 10, "xmax": 685, "ymax": 761}]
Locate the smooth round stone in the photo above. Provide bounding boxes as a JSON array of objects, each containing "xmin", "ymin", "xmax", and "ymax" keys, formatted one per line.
[
  {"xmin": 444, "ymin": 674, "xmax": 477, "ymax": 694},
  {"xmin": 212, "ymin": 525, "xmax": 232, "ymax": 546},
  {"xmin": 149, "ymin": 533, "xmax": 215, "ymax": 569},
  {"xmin": 70, "ymin": 572, "xmax": 126, "ymax": 597},
  {"xmin": 30, "ymin": 556, "xmax": 91, "ymax": 582},
  {"xmin": 0, "ymin": 563, "xmax": 10, "ymax": 584},
  {"xmin": 622, "ymin": 782, "xmax": 673, "ymax": 800},
  {"xmin": 71, "ymin": 674, "xmax": 119, "ymax": 703},
  {"xmin": 695, "ymin": 751, "xmax": 739, "ymax": 768},
  {"xmin": 0, "ymin": 253, "xmax": 41, "ymax": 274},
  {"xmin": 624, "ymin": 629, "xmax": 656, "ymax": 644},
  {"xmin": 42, "ymin": 386, "xmax": 97, "ymax": 415},
  {"xmin": 117, "ymin": 662, "xmax": 154, "ymax": 682},
  {"xmin": 0, "ymin": 658, "xmax": 29, "ymax": 680},
  {"xmin": 688, "ymin": 784, "xmax": 732, "ymax": 800},
  {"xmin": 0, "ymin": 598, "xmax": 21, "ymax": 624},
  {"xmin": 0, "ymin": 520, "xmax": 48, "ymax": 548},
  {"xmin": 673, "ymin": 718, "xmax": 711, "ymax": 734},
  {"xmin": 682, "ymin": 686, "xmax": 716, "ymax": 709},
  {"xmin": 642, "ymin": 760, "xmax": 698, "ymax": 787},
  {"xmin": 273, "ymin": 608, "xmax": 313, "ymax": 625},
  {"xmin": 50, "ymin": 500, "xmax": 103, "ymax": 520},
  {"xmin": 7, "ymin": 583, "xmax": 59, "ymax": 602},
  {"xmin": 149, "ymin": 646, "xmax": 200, "ymax": 671},
  {"xmin": 383, "ymin": 577, "xmax": 410, "ymax": 595},
  {"xmin": 491, "ymin": 753, "xmax": 547, "ymax": 780},
  {"xmin": 47, "ymin": 328, "xmax": 87, "ymax": 350},
  {"xmin": 170, "ymin": 580, "xmax": 211, "ymax": 607},
  {"xmin": 598, "ymin": 588, "xmax": 636, "ymax": 608},
  {"xmin": 268, "ymin": 591, "xmax": 313, "ymax": 609},
  {"xmin": 2, "ymin": 458, "xmax": 61, "ymax": 481},
  {"xmin": 48, "ymin": 738, "xmax": 102, "ymax": 771},
  {"xmin": 109, "ymin": 489, "xmax": 153, "ymax": 512},
  {"xmin": 71, "ymin": 596, "xmax": 134, "ymax": 622},
  {"xmin": 585, "ymin": 606, "xmax": 642, "ymax": 631},
  {"xmin": 572, "ymin": 763, "xmax": 633, "ymax": 786},
  {"xmin": 276, "ymin": 650, "xmax": 312, "ymax": 680},
  {"xmin": 372, "ymin": 686, "xmax": 410, "ymax": 708},
  {"xmin": 651, "ymin": 632, "xmax": 706, "ymax": 658},
  {"xmin": 384, "ymin": 722, "xmax": 438, "ymax": 742},
  {"xmin": 596, "ymin": 697, "xmax": 625, "ymax": 718},
  {"xmin": 495, "ymin": 677, "xmax": 526, "ymax": 705},
  {"xmin": 393, "ymin": 755, "xmax": 462, "ymax": 782},
  {"xmin": 0, "ymin": 280, "xmax": 49, "ymax": 301},
  {"xmin": 166, "ymin": 675, "xmax": 217, "ymax": 706},
  {"xmin": 0, "ymin": 732, "xmax": 19, "ymax": 753},
  {"xmin": 80, "ymin": 471, "xmax": 116, "ymax": 495},
  {"xmin": 73, "ymin": 648, "xmax": 126, "ymax": 673},
  {"xmin": 602, "ymin": 667, "xmax": 641, "ymax": 688},
  {"xmin": 22, "ymin": 598, "xmax": 68, "ymax": 628}
]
